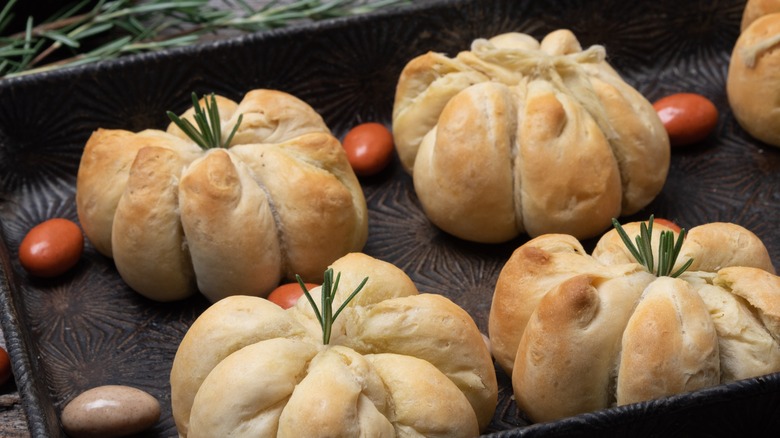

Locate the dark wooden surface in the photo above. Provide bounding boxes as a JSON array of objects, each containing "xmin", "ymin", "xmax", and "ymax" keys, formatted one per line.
[{"xmin": 0, "ymin": 326, "xmax": 30, "ymax": 437}]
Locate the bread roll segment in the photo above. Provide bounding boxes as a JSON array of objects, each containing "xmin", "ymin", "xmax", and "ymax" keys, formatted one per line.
[
  {"xmin": 77, "ymin": 129, "xmax": 198, "ymax": 256},
  {"xmin": 685, "ymin": 271, "xmax": 780, "ymax": 382},
  {"xmin": 516, "ymin": 78, "xmax": 622, "ymax": 238},
  {"xmin": 413, "ymin": 81, "xmax": 520, "ymax": 243},
  {"xmin": 277, "ymin": 346, "xmax": 394, "ymax": 438},
  {"xmin": 231, "ymin": 133, "xmax": 368, "ymax": 282},
  {"xmin": 112, "ymin": 146, "xmax": 198, "ymax": 301},
  {"xmin": 343, "ymin": 293, "xmax": 497, "ymax": 431},
  {"xmin": 178, "ymin": 148, "xmax": 283, "ymax": 302},
  {"xmin": 170, "ymin": 296, "xmax": 309, "ymax": 436},
  {"xmin": 392, "ymin": 53, "xmax": 489, "ymax": 171},
  {"xmin": 366, "ymin": 353, "xmax": 480, "ymax": 437},
  {"xmin": 513, "ymin": 272, "xmax": 654, "ymax": 422},
  {"xmin": 188, "ymin": 338, "xmax": 319, "ymax": 438},
  {"xmin": 678, "ymin": 223, "xmax": 776, "ymax": 274},
  {"xmin": 616, "ymin": 277, "xmax": 720, "ymax": 406}
]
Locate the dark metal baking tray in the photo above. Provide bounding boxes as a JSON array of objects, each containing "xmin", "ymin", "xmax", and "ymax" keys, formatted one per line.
[{"xmin": 1, "ymin": 0, "xmax": 778, "ymax": 436}]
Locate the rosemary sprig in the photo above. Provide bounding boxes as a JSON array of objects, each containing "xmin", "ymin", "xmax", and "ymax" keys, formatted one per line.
[
  {"xmin": 296, "ymin": 268, "xmax": 368, "ymax": 345},
  {"xmin": 612, "ymin": 215, "xmax": 693, "ymax": 278},
  {"xmin": 0, "ymin": 0, "xmax": 412, "ymax": 79},
  {"xmin": 166, "ymin": 92, "xmax": 242, "ymax": 149}
]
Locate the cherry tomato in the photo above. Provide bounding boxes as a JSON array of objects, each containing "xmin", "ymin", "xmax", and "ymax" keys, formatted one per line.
[
  {"xmin": 19, "ymin": 218, "xmax": 84, "ymax": 277},
  {"xmin": 652, "ymin": 93, "xmax": 718, "ymax": 147},
  {"xmin": 654, "ymin": 218, "xmax": 682, "ymax": 233},
  {"xmin": 0, "ymin": 347, "xmax": 11, "ymax": 386},
  {"xmin": 342, "ymin": 122, "xmax": 395, "ymax": 177},
  {"xmin": 268, "ymin": 282, "xmax": 318, "ymax": 309}
]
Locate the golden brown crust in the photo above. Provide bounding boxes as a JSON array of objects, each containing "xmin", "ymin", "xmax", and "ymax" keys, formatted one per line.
[
  {"xmin": 230, "ymin": 133, "xmax": 368, "ymax": 282},
  {"xmin": 227, "ymin": 89, "xmax": 331, "ymax": 145},
  {"xmin": 76, "ymin": 129, "xmax": 197, "ymax": 256},
  {"xmin": 741, "ymin": 0, "xmax": 780, "ymax": 30},
  {"xmin": 393, "ymin": 30, "xmax": 668, "ymax": 242},
  {"xmin": 488, "ymin": 234, "xmax": 639, "ymax": 375},
  {"xmin": 516, "ymin": 80, "xmax": 623, "ymax": 238},
  {"xmin": 616, "ymin": 277, "xmax": 720, "ymax": 405},
  {"xmin": 178, "ymin": 149, "xmax": 284, "ymax": 302},
  {"xmin": 170, "ymin": 296, "xmax": 308, "ymax": 437},
  {"xmin": 412, "ymin": 81, "xmax": 520, "ymax": 242},
  {"xmin": 728, "ymin": 13, "xmax": 780, "ymax": 148},
  {"xmin": 171, "ymin": 253, "xmax": 496, "ymax": 437},
  {"xmin": 392, "ymin": 52, "xmax": 489, "ymax": 171},
  {"xmin": 678, "ymin": 222, "xmax": 776, "ymax": 274},
  {"xmin": 490, "ymin": 221, "xmax": 780, "ymax": 422},
  {"xmin": 513, "ymin": 272, "xmax": 653, "ymax": 422},
  {"xmin": 111, "ymin": 146, "xmax": 198, "ymax": 301},
  {"xmin": 584, "ymin": 74, "xmax": 670, "ymax": 214},
  {"xmin": 77, "ymin": 89, "xmax": 368, "ymax": 302}
]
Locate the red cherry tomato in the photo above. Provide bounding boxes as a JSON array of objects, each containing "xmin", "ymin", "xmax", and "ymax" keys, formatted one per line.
[
  {"xmin": 652, "ymin": 93, "xmax": 718, "ymax": 147},
  {"xmin": 268, "ymin": 282, "xmax": 318, "ymax": 309},
  {"xmin": 342, "ymin": 122, "xmax": 395, "ymax": 177},
  {"xmin": 18, "ymin": 218, "xmax": 84, "ymax": 277},
  {"xmin": 0, "ymin": 347, "xmax": 11, "ymax": 386},
  {"xmin": 654, "ymin": 218, "xmax": 682, "ymax": 233}
]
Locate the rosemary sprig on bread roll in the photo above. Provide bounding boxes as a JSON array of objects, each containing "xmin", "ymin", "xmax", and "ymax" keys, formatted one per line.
[
  {"xmin": 612, "ymin": 215, "xmax": 693, "ymax": 278},
  {"xmin": 296, "ymin": 268, "xmax": 368, "ymax": 344},
  {"xmin": 167, "ymin": 92, "xmax": 243, "ymax": 149}
]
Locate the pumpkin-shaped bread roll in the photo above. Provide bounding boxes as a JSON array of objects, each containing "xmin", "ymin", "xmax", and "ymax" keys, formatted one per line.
[
  {"xmin": 77, "ymin": 89, "xmax": 368, "ymax": 302},
  {"xmin": 392, "ymin": 30, "xmax": 669, "ymax": 242}
]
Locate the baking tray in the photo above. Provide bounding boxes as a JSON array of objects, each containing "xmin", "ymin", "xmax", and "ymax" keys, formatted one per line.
[{"xmin": 1, "ymin": 0, "xmax": 779, "ymax": 436}]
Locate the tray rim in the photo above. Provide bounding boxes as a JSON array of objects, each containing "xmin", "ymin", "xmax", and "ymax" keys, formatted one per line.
[{"xmin": 2, "ymin": 0, "xmax": 779, "ymax": 436}]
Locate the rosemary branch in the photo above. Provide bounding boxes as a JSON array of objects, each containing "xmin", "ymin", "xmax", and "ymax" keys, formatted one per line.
[
  {"xmin": 612, "ymin": 215, "xmax": 693, "ymax": 278},
  {"xmin": 0, "ymin": 0, "xmax": 412, "ymax": 79},
  {"xmin": 297, "ymin": 268, "xmax": 368, "ymax": 345},
  {"xmin": 167, "ymin": 92, "xmax": 242, "ymax": 149}
]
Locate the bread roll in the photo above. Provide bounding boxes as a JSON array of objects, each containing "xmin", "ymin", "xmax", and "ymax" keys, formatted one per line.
[
  {"xmin": 741, "ymin": 0, "xmax": 780, "ymax": 30},
  {"xmin": 393, "ymin": 30, "xmax": 669, "ymax": 242},
  {"xmin": 490, "ymin": 221, "xmax": 780, "ymax": 422},
  {"xmin": 727, "ymin": 13, "xmax": 780, "ymax": 148},
  {"xmin": 171, "ymin": 252, "xmax": 498, "ymax": 437},
  {"xmin": 77, "ymin": 89, "xmax": 368, "ymax": 302}
]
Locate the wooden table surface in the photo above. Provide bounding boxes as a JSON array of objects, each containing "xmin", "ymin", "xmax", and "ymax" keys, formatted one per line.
[
  {"xmin": 0, "ymin": 1, "xmax": 421, "ymax": 436},
  {"xmin": 0, "ymin": 328, "xmax": 30, "ymax": 437}
]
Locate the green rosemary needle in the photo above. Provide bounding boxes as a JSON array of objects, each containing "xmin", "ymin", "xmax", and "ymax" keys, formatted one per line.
[
  {"xmin": 296, "ymin": 268, "xmax": 368, "ymax": 345},
  {"xmin": 0, "ymin": 0, "xmax": 412, "ymax": 78},
  {"xmin": 166, "ymin": 92, "xmax": 242, "ymax": 149},
  {"xmin": 612, "ymin": 215, "xmax": 693, "ymax": 278}
]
